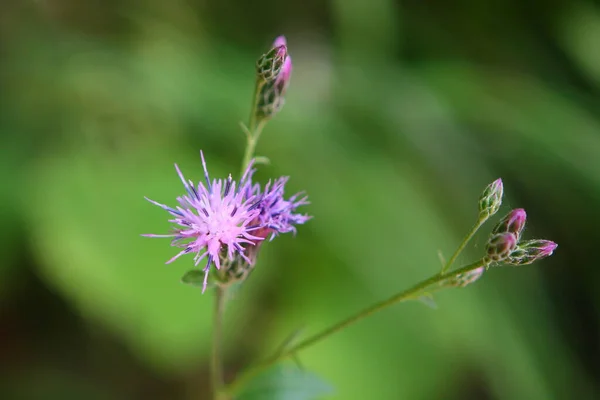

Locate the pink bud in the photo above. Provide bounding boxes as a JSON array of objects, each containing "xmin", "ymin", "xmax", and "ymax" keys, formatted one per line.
[
  {"xmin": 507, "ymin": 240, "xmax": 558, "ymax": 265},
  {"xmin": 273, "ymin": 35, "xmax": 287, "ymax": 48},
  {"xmin": 486, "ymin": 232, "xmax": 518, "ymax": 263},
  {"xmin": 537, "ymin": 240, "xmax": 558, "ymax": 257},
  {"xmin": 493, "ymin": 208, "xmax": 527, "ymax": 241},
  {"xmin": 275, "ymin": 55, "xmax": 292, "ymax": 96}
]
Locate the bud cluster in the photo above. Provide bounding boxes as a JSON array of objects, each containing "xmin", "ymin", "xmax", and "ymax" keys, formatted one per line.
[{"xmin": 485, "ymin": 207, "xmax": 557, "ymax": 265}]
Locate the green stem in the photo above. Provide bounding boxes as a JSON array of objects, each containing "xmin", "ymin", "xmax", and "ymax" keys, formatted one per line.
[
  {"xmin": 215, "ymin": 81, "xmax": 269, "ymax": 398},
  {"xmin": 441, "ymin": 217, "xmax": 486, "ymax": 274},
  {"xmin": 240, "ymin": 79, "xmax": 267, "ymax": 177},
  {"xmin": 225, "ymin": 259, "xmax": 488, "ymax": 395},
  {"xmin": 211, "ymin": 286, "xmax": 227, "ymax": 400},
  {"xmin": 240, "ymin": 120, "xmax": 266, "ymax": 177}
]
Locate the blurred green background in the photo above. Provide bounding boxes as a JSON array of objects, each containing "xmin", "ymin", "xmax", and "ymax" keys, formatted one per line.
[{"xmin": 1, "ymin": 0, "xmax": 599, "ymax": 399}]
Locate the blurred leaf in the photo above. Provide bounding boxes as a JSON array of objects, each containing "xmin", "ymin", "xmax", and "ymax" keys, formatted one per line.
[
  {"xmin": 0, "ymin": 129, "xmax": 26, "ymax": 298},
  {"xmin": 560, "ymin": 3, "xmax": 600, "ymax": 85},
  {"xmin": 253, "ymin": 156, "xmax": 271, "ymax": 166},
  {"xmin": 21, "ymin": 143, "xmax": 254, "ymax": 372},
  {"xmin": 236, "ymin": 365, "xmax": 333, "ymax": 400},
  {"xmin": 181, "ymin": 269, "xmax": 207, "ymax": 287},
  {"xmin": 417, "ymin": 294, "xmax": 438, "ymax": 309}
]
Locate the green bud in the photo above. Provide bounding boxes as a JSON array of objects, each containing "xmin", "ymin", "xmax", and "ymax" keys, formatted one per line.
[
  {"xmin": 478, "ymin": 178, "xmax": 503, "ymax": 218},
  {"xmin": 507, "ymin": 239, "xmax": 558, "ymax": 266},
  {"xmin": 444, "ymin": 267, "xmax": 485, "ymax": 288},
  {"xmin": 256, "ymin": 45, "xmax": 287, "ymax": 83}
]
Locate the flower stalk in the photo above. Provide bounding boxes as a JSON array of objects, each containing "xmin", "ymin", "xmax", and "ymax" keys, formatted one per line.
[
  {"xmin": 441, "ymin": 218, "xmax": 486, "ymax": 274},
  {"xmin": 225, "ymin": 258, "xmax": 489, "ymax": 395},
  {"xmin": 211, "ymin": 286, "xmax": 227, "ymax": 400},
  {"xmin": 441, "ymin": 178, "xmax": 503, "ymax": 274}
]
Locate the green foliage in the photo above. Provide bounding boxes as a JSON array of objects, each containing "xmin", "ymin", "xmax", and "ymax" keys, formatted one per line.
[
  {"xmin": 20, "ymin": 144, "xmax": 251, "ymax": 372},
  {"xmin": 181, "ymin": 270, "xmax": 208, "ymax": 287},
  {"xmin": 1, "ymin": 0, "xmax": 599, "ymax": 399},
  {"xmin": 236, "ymin": 365, "xmax": 333, "ymax": 400}
]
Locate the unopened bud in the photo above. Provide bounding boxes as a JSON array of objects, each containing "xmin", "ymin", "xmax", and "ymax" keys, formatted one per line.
[
  {"xmin": 445, "ymin": 267, "xmax": 485, "ymax": 288},
  {"xmin": 255, "ymin": 36, "xmax": 293, "ymax": 120},
  {"xmin": 485, "ymin": 232, "xmax": 518, "ymax": 263},
  {"xmin": 507, "ymin": 240, "xmax": 558, "ymax": 266},
  {"xmin": 256, "ymin": 39, "xmax": 288, "ymax": 83},
  {"xmin": 478, "ymin": 178, "xmax": 503, "ymax": 218},
  {"xmin": 492, "ymin": 208, "xmax": 527, "ymax": 241}
]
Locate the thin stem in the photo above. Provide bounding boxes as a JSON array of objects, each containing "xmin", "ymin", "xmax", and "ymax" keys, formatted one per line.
[
  {"xmin": 240, "ymin": 120, "xmax": 266, "ymax": 177},
  {"xmin": 441, "ymin": 217, "xmax": 486, "ymax": 274},
  {"xmin": 240, "ymin": 79, "xmax": 267, "ymax": 177},
  {"xmin": 225, "ymin": 259, "xmax": 488, "ymax": 395},
  {"xmin": 248, "ymin": 79, "xmax": 263, "ymax": 133},
  {"xmin": 211, "ymin": 286, "xmax": 226, "ymax": 400}
]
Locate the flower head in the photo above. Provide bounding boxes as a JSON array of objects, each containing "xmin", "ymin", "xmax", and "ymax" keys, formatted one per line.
[
  {"xmin": 144, "ymin": 152, "xmax": 310, "ymax": 291},
  {"xmin": 143, "ymin": 151, "xmax": 263, "ymax": 293},
  {"xmin": 241, "ymin": 161, "xmax": 310, "ymax": 243}
]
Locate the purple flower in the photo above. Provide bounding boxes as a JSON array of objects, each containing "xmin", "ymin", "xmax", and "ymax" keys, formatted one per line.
[
  {"xmin": 241, "ymin": 161, "xmax": 310, "ymax": 242},
  {"xmin": 143, "ymin": 151, "xmax": 263, "ymax": 293},
  {"xmin": 144, "ymin": 152, "xmax": 311, "ymax": 290}
]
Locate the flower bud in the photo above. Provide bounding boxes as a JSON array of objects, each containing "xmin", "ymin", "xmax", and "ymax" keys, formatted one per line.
[
  {"xmin": 485, "ymin": 232, "xmax": 518, "ymax": 263},
  {"xmin": 446, "ymin": 267, "xmax": 485, "ymax": 288},
  {"xmin": 256, "ymin": 38, "xmax": 288, "ymax": 83},
  {"xmin": 492, "ymin": 208, "xmax": 527, "ymax": 241},
  {"xmin": 255, "ymin": 36, "xmax": 293, "ymax": 120},
  {"xmin": 478, "ymin": 178, "xmax": 503, "ymax": 218},
  {"xmin": 507, "ymin": 240, "xmax": 558, "ymax": 266}
]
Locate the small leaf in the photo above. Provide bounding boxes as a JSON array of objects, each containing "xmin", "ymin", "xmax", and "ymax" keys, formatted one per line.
[
  {"xmin": 239, "ymin": 122, "xmax": 252, "ymax": 138},
  {"xmin": 273, "ymin": 327, "xmax": 306, "ymax": 357},
  {"xmin": 236, "ymin": 365, "xmax": 333, "ymax": 400},
  {"xmin": 436, "ymin": 249, "xmax": 446, "ymax": 268},
  {"xmin": 180, "ymin": 270, "xmax": 205, "ymax": 287},
  {"xmin": 253, "ymin": 156, "xmax": 271, "ymax": 165},
  {"xmin": 417, "ymin": 293, "xmax": 438, "ymax": 309}
]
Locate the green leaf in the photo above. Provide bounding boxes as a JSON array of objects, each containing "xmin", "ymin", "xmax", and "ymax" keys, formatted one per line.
[
  {"xmin": 253, "ymin": 156, "xmax": 271, "ymax": 166},
  {"xmin": 417, "ymin": 293, "xmax": 438, "ymax": 309},
  {"xmin": 181, "ymin": 269, "xmax": 206, "ymax": 287},
  {"xmin": 236, "ymin": 365, "xmax": 333, "ymax": 400}
]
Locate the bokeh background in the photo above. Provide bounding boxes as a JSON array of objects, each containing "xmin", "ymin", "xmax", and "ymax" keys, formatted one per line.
[{"xmin": 1, "ymin": 0, "xmax": 599, "ymax": 399}]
